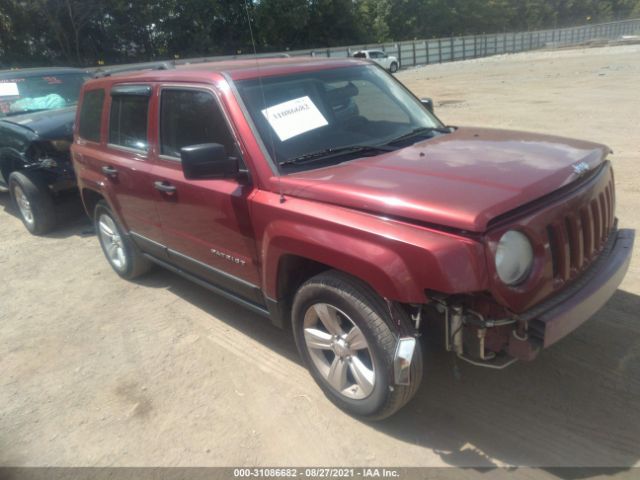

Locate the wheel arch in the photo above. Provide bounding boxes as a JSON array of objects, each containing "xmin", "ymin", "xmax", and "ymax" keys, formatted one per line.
[
  {"xmin": 268, "ymin": 254, "xmax": 333, "ymax": 328},
  {"xmin": 80, "ymin": 187, "xmax": 106, "ymax": 220},
  {"xmin": 262, "ymin": 229, "xmax": 426, "ymax": 314},
  {"xmin": 0, "ymin": 149, "xmax": 25, "ymax": 184}
]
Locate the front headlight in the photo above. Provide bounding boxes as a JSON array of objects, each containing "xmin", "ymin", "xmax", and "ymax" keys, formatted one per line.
[{"xmin": 495, "ymin": 230, "xmax": 534, "ymax": 285}]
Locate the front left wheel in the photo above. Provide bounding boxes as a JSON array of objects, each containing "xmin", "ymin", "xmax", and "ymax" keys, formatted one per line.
[
  {"xmin": 292, "ymin": 271, "xmax": 423, "ymax": 420},
  {"xmin": 8, "ymin": 170, "xmax": 56, "ymax": 235}
]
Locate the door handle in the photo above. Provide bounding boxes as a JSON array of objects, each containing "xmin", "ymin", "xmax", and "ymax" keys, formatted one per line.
[
  {"xmin": 154, "ymin": 181, "xmax": 177, "ymax": 194},
  {"xmin": 101, "ymin": 166, "xmax": 118, "ymax": 177}
]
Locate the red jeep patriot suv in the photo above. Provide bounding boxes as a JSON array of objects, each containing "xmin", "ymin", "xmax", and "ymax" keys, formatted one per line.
[{"xmin": 72, "ymin": 58, "xmax": 634, "ymax": 419}]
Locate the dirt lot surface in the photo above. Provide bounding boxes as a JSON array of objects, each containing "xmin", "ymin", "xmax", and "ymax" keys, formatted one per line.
[{"xmin": 1, "ymin": 45, "xmax": 640, "ymax": 471}]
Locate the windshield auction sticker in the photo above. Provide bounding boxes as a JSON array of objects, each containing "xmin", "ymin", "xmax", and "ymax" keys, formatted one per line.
[
  {"xmin": 0, "ymin": 82, "xmax": 19, "ymax": 97},
  {"xmin": 262, "ymin": 96, "xmax": 328, "ymax": 141}
]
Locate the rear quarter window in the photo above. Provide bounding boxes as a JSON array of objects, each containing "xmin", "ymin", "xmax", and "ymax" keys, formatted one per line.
[{"xmin": 78, "ymin": 89, "xmax": 104, "ymax": 142}]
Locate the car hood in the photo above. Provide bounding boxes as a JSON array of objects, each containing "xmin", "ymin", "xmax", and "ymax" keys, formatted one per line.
[
  {"xmin": 278, "ymin": 127, "xmax": 610, "ymax": 232},
  {"xmin": 0, "ymin": 107, "xmax": 76, "ymax": 140}
]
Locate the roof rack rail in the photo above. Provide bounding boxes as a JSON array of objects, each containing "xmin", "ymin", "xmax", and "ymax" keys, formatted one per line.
[
  {"xmin": 234, "ymin": 53, "xmax": 290, "ymax": 60},
  {"xmin": 93, "ymin": 61, "xmax": 175, "ymax": 78},
  {"xmin": 89, "ymin": 52, "xmax": 293, "ymax": 77}
]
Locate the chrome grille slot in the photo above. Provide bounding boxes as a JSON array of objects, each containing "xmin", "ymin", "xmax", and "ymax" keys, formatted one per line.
[
  {"xmin": 604, "ymin": 185, "xmax": 612, "ymax": 232},
  {"xmin": 565, "ymin": 215, "xmax": 583, "ymax": 272},
  {"xmin": 556, "ymin": 222, "xmax": 571, "ymax": 281},
  {"xmin": 547, "ymin": 223, "xmax": 570, "ymax": 281},
  {"xmin": 610, "ymin": 177, "xmax": 616, "ymax": 209},
  {"xmin": 581, "ymin": 206, "xmax": 594, "ymax": 259},
  {"xmin": 606, "ymin": 180, "xmax": 615, "ymax": 232},
  {"xmin": 591, "ymin": 200, "xmax": 601, "ymax": 249},
  {"xmin": 547, "ymin": 225, "xmax": 560, "ymax": 279},
  {"xmin": 599, "ymin": 193, "xmax": 608, "ymax": 242}
]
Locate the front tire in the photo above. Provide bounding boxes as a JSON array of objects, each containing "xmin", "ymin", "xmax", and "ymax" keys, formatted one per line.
[
  {"xmin": 94, "ymin": 200, "xmax": 151, "ymax": 279},
  {"xmin": 389, "ymin": 62, "xmax": 398, "ymax": 73},
  {"xmin": 292, "ymin": 271, "xmax": 423, "ymax": 420},
  {"xmin": 8, "ymin": 170, "xmax": 56, "ymax": 235}
]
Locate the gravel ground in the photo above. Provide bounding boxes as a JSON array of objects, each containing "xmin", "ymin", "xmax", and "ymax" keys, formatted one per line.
[{"xmin": 1, "ymin": 44, "xmax": 639, "ymax": 470}]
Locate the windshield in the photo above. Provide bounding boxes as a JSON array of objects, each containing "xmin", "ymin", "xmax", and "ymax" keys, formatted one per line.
[
  {"xmin": 0, "ymin": 73, "xmax": 88, "ymax": 117},
  {"xmin": 234, "ymin": 65, "xmax": 444, "ymax": 172}
]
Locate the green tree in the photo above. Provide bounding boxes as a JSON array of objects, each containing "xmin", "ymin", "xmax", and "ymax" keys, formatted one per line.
[
  {"xmin": 31, "ymin": 0, "xmax": 100, "ymax": 65},
  {"xmin": 161, "ymin": 0, "xmax": 253, "ymax": 56},
  {"xmin": 356, "ymin": 0, "xmax": 392, "ymax": 43},
  {"xmin": 1, "ymin": 0, "xmax": 64, "ymax": 65},
  {"xmin": 2, "ymin": 0, "xmax": 640, "ymax": 67},
  {"xmin": 307, "ymin": 0, "xmax": 365, "ymax": 47},
  {"xmin": 254, "ymin": 0, "xmax": 311, "ymax": 50}
]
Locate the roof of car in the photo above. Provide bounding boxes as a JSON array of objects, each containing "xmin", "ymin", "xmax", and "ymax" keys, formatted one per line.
[
  {"xmin": 0, "ymin": 67, "xmax": 87, "ymax": 79},
  {"xmin": 83, "ymin": 57, "xmax": 368, "ymax": 87}
]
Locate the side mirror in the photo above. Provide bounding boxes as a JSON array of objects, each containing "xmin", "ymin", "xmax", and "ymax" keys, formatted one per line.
[
  {"xmin": 180, "ymin": 143, "xmax": 238, "ymax": 180},
  {"xmin": 420, "ymin": 98, "xmax": 434, "ymax": 114}
]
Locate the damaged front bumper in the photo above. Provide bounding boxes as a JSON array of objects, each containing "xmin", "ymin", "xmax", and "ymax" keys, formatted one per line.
[
  {"xmin": 432, "ymin": 228, "xmax": 635, "ymax": 367},
  {"xmin": 525, "ymin": 228, "xmax": 635, "ymax": 355}
]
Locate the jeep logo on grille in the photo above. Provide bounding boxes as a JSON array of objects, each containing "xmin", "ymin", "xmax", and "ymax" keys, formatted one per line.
[{"xmin": 572, "ymin": 161, "xmax": 590, "ymax": 177}]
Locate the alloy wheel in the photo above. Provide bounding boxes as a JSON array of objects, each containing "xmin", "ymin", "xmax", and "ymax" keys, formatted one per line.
[
  {"xmin": 14, "ymin": 185, "xmax": 35, "ymax": 226},
  {"xmin": 303, "ymin": 303, "xmax": 376, "ymax": 399},
  {"xmin": 97, "ymin": 214, "xmax": 127, "ymax": 271}
]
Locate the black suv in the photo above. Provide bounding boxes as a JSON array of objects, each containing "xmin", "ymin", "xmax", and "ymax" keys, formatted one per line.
[{"xmin": 0, "ymin": 67, "xmax": 88, "ymax": 234}]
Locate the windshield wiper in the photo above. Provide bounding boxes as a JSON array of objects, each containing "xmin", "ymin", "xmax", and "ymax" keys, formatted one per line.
[
  {"xmin": 280, "ymin": 144, "xmax": 397, "ymax": 166},
  {"xmin": 3, "ymin": 108, "xmax": 52, "ymax": 117},
  {"xmin": 386, "ymin": 126, "xmax": 453, "ymax": 145}
]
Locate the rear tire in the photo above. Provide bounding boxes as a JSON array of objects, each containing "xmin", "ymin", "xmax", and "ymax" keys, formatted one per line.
[
  {"xmin": 8, "ymin": 170, "xmax": 56, "ymax": 235},
  {"xmin": 389, "ymin": 62, "xmax": 398, "ymax": 73},
  {"xmin": 292, "ymin": 271, "xmax": 423, "ymax": 420},
  {"xmin": 94, "ymin": 200, "xmax": 152, "ymax": 279}
]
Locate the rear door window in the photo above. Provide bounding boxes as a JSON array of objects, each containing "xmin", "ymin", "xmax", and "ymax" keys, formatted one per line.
[
  {"xmin": 109, "ymin": 88, "xmax": 150, "ymax": 151},
  {"xmin": 78, "ymin": 89, "xmax": 104, "ymax": 142},
  {"xmin": 159, "ymin": 88, "xmax": 235, "ymax": 159}
]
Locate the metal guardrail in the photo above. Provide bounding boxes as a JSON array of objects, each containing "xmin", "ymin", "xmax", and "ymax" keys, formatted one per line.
[{"xmin": 94, "ymin": 18, "xmax": 640, "ymax": 72}]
